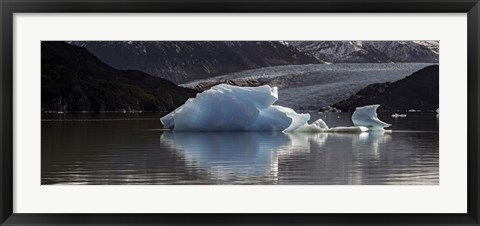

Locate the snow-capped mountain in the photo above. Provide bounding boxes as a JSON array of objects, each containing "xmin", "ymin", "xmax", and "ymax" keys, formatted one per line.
[
  {"xmin": 412, "ymin": 41, "xmax": 439, "ymax": 54},
  {"xmin": 69, "ymin": 41, "xmax": 321, "ymax": 84},
  {"xmin": 287, "ymin": 41, "xmax": 439, "ymax": 63}
]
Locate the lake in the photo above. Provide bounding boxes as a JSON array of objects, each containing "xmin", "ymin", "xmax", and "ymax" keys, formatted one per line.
[{"xmin": 41, "ymin": 112, "xmax": 439, "ymax": 185}]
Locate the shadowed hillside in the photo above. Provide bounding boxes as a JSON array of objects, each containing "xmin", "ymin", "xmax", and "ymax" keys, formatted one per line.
[
  {"xmin": 332, "ymin": 65, "xmax": 439, "ymax": 112},
  {"xmin": 42, "ymin": 41, "xmax": 197, "ymax": 112},
  {"xmin": 70, "ymin": 41, "xmax": 322, "ymax": 84}
]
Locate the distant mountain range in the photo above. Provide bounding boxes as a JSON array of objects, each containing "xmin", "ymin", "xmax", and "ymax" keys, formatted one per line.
[
  {"xmin": 42, "ymin": 42, "xmax": 197, "ymax": 112},
  {"xmin": 287, "ymin": 41, "xmax": 439, "ymax": 63},
  {"xmin": 69, "ymin": 41, "xmax": 438, "ymax": 84},
  {"xmin": 42, "ymin": 41, "xmax": 439, "ymax": 113},
  {"xmin": 69, "ymin": 41, "xmax": 320, "ymax": 84},
  {"xmin": 332, "ymin": 65, "xmax": 439, "ymax": 112}
]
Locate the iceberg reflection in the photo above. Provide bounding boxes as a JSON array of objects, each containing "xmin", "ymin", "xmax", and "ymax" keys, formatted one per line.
[{"xmin": 161, "ymin": 131, "xmax": 391, "ymax": 184}]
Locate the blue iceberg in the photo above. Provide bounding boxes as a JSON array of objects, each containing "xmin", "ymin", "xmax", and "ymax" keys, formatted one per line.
[
  {"xmin": 161, "ymin": 84, "xmax": 390, "ymax": 132},
  {"xmin": 352, "ymin": 105, "xmax": 391, "ymax": 131}
]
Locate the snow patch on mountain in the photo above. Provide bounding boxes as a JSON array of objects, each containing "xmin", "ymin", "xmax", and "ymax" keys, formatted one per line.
[{"xmin": 289, "ymin": 41, "xmax": 439, "ymax": 63}]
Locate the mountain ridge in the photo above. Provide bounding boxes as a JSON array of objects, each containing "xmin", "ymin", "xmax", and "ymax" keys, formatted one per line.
[
  {"xmin": 42, "ymin": 41, "xmax": 197, "ymax": 112},
  {"xmin": 288, "ymin": 41, "xmax": 439, "ymax": 63},
  {"xmin": 69, "ymin": 41, "xmax": 322, "ymax": 84},
  {"xmin": 332, "ymin": 65, "xmax": 439, "ymax": 112}
]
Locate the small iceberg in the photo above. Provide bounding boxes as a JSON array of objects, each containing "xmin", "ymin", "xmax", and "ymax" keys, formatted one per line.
[
  {"xmin": 319, "ymin": 105, "xmax": 341, "ymax": 113},
  {"xmin": 408, "ymin": 109, "xmax": 421, "ymax": 112},
  {"xmin": 352, "ymin": 105, "xmax": 391, "ymax": 131},
  {"xmin": 161, "ymin": 84, "xmax": 390, "ymax": 133},
  {"xmin": 391, "ymin": 113, "xmax": 407, "ymax": 118}
]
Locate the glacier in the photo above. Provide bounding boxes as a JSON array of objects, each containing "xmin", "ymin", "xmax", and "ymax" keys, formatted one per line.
[{"xmin": 161, "ymin": 84, "xmax": 390, "ymax": 132}]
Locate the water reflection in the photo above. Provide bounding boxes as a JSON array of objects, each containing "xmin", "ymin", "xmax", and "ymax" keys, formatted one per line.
[
  {"xmin": 161, "ymin": 132, "xmax": 291, "ymax": 184},
  {"xmin": 160, "ymin": 131, "xmax": 432, "ymax": 185},
  {"xmin": 42, "ymin": 113, "xmax": 438, "ymax": 185}
]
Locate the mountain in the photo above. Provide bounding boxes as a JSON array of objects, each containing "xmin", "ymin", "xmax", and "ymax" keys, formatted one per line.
[
  {"xmin": 69, "ymin": 41, "xmax": 321, "ymax": 84},
  {"xmin": 332, "ymin": 65, "xmax": 439, "ymax": 112},
  {"xmin": 192, "ymin": 79, "xmax": 267, "ymax": 91},
  {"xmin": 288, "ymin": 41, "xmax": 439, "ymax": 63},
  {"xmin": 182, "ymin": 63, "xmax": 432, "ymax": 110},
  {"xmin": 41, "ymin": 41, "xmax": 198, "ymax": 112}
]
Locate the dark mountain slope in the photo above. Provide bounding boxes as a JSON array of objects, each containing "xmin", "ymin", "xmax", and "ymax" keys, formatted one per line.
[
  {"xmin": 289, "ymin": 41, "xmax": 439, "ymax": 63},
  {"xmin": 69, "ymin": 41, "xmax": 321, "ymax": 84},
  {"xmin": 332, "ymin": 65, "xmax": 439, "ymax": 112},
  {"xmin": 42, "ymin": 41, "xmax": 197, "ymax": 112}
]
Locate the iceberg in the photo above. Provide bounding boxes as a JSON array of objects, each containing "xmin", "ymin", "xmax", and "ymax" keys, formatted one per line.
[
  {"xmin": 352, "ymin": 105, "xmax": 391, "ymax": 131},
  {"xmin": 161, "ymin": 84, "xmax": 389, "ymax": 133},
  {"xmin": 161, "ymin": 84, "xmax": 326, "ymax": 132},
  {"xmin": 391, "ymin": 113, "xmax": 407, "ymax": 118}
]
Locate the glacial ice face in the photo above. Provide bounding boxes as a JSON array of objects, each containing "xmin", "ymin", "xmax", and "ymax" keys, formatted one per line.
[
  {"xmin": 161, "ymin": 84, "xmax": 324, "ymax": 132},
  {"xmin": 351, "ymin": 105, "xmax": 391, "ymax": 130}
]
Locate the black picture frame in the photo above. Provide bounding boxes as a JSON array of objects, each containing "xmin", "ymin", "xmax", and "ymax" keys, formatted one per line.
[{"xmin": 1, "ymin": 0, "xmax": 479, "ymax": 225}]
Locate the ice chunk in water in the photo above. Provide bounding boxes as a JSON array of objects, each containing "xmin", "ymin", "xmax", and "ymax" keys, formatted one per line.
[
  {"xmin": 161, "ymin": 84, "xmax": 390, "ymax": 133},
  {"xmin": 351, "ymin": 105, "xmax": 391, "ymax": 131},
  {"xmin": 161, "ymin": 84, "xmax": 318, "ymax": 132}
]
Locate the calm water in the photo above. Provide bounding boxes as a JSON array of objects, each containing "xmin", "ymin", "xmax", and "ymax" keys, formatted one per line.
[{"xmin": 41, "ymin": 112, "xmax": 439, "ymax": 185}]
